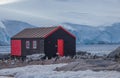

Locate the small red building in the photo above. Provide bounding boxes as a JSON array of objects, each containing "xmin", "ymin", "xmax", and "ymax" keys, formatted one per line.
[{"xmin": 11, "ymin": 26, "xmax": 76, "ymax": 58}]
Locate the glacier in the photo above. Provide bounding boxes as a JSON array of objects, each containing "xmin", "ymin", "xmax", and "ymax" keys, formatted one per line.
[
  {"xmin": 0, "ymin": 22, "xmax": 9, "ymax": 46},
  {"xmin": 0, "ymin": 20, "xmax": 35, "ymax": 46},
  {"xmin": 1, "ymin": 20, "xmax": 120, "ymax": 45},
  {"xmin": 2, "ymin": 20, "xmax": 35, "ymax": 37},
  {"xmin": 63, "ymin": 22, "xmax": 120, "ymax": 44}
]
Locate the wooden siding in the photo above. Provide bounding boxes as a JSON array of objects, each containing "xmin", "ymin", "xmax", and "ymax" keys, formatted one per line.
[
  {"xmin": 21, "ymin": 38, "xmax": 44, "ymax": 56},
  {"xmin": 44, "ymin": 28, "xmax": 76, "ymax": 58},
  {"xmin": 11, "ymin": 38, "xmax": 44, "ymax": 56}
]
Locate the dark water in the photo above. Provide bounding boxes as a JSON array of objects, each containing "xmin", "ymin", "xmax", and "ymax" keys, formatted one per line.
[
  {"xmin": 77, "ymin": 44, "xmax": 120, "ymax": 55},
  {"xmin": 0, "ymin": 46, "xmax": 10, "ymax": 53},
  {"xmin": 0, "ymin": 44, "xmax": 120, "ymax": 55}
]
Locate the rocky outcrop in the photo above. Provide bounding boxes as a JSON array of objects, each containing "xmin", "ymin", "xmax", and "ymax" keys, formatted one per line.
[
  {"xmin": 55, "ymin": 59, "xmax": 120, "ymax": 71},
  {"xmin": 108, "ymin": 47, "xmax": 120, "ymax": 59}
]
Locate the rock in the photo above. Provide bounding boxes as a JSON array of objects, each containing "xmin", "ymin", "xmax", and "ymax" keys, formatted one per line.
[
  {"xmin": 0, "ymin": 53, "xmax": 10, "ymax": 60},
  {"xmin": 76, "ymin": 51, "xmax": 91, "ymax": 56},
  {"xmin": 108, "ymin": 47, "xmax": 120, "ymax": 59},
  {"xmin": 26, "ymin": 54, "xmax": 45, "ymax": 61},
  {"xmin": 55, "ymin": 62, "xmax": 80, "ymax": 71},
  {"xmin": 55, "ymin": 59, "xmax": 119, "ymax": 71}
]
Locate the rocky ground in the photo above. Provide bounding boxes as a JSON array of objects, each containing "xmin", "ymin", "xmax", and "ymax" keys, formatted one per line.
[
  {"xmin": 0, "ymin": 55, "xmax": 120, "ymax": 72},
  {"xmin": 0, "ymin": 48, "xmax": 120, "ymax": 72},
  {"xmin": 0, "ymin": 56, "xmax": 74, "ymax": 69},
  {"xmin": 55, "ymin": 47, "xmax": 120, "ymax": 72},
  {"xmin": 55, "ymin": 58, "xmax": 120, "ymax": 71}
]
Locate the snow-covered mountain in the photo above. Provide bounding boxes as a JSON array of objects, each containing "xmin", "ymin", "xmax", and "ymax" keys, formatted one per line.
[
  {"xmin": 62, "ymin": 22, "xmax": 120, "ymax": 44},
  {"xmin": 1, "ymin": 20, "xmax": 120, "ymax": 46},
  {"xmin": 0, "ymin": 22, "xmax": 9, "ymax": 46},
  {"xmin": 0, "ymin": 20, "xmax": 35, "ymax": 46},
  {"xmin": 2, "ymin": 20, "xmax": 35, "ymax": 37}
]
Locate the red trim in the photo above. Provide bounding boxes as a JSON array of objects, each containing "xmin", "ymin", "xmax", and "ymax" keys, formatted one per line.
[
  {"xmin": 59, "ymin": 26, "xmax": 76, "ymax": 38},
  {"xmin": 44, "ymin": 27, "xmax": 60, "ymax": 38},
  {"xmin": 57, "ymin": 39, "xmax": 64, "ymax": 56},
  {"xmin": 32, "ymin": 40, "xmax": 37, "ymax": 49},
  {"xmin": 26, "ymin": 40, "xmax": 30, "ymax": 49},
  {"xmin": 11, "ymin": 40, "xmax": 21, "ymax": 56},
  {"xmin": 44, "ymin": 26, "xmax": 76, "ymax": 38}
]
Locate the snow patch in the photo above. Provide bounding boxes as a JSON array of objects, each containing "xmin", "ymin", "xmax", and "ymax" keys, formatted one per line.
[
  {"xmin": 0, "ymin": 64, "xmax": 120, "ymax": 78},
  {"xmin": 0, "ymin": 22, "xmax": 5, "ymax": 28},
  {"xmin": 0, "ymin": 76, "xmax": 13, "ymax": 78}
]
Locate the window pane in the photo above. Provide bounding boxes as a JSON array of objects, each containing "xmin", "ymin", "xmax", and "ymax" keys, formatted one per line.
[
  {"xmin": 26, "ymin": 41, "xmax": 30, "ymax": 49},
  {"xmin": 33, "ymin": 41, "xmax": 37, "ymax": 49}
]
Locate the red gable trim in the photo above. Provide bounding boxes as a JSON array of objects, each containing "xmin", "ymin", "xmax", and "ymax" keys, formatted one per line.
[
  {"xmin": 44, "ymin": 27, "xmax": 60, "ymax": 38},
  {"xmin": 59, "ymin": 26, "xmax": 76, "ymax": 38},
  {"xmin": 44, "ymin": 26, "xmax": 76, "ymax": 38}
]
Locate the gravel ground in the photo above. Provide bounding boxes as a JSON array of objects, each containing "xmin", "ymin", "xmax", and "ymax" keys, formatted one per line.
[
  {"xmin": 0, "ymin": 57, "xmax": 74, "ymax": 69},
  {"xmin": 55, "ymin": 58, "xmax": 120, "ymax": 71}
]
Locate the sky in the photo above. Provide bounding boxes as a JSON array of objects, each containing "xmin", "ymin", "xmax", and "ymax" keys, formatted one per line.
[
  {"xmin": 0, "ymin": 0, "xmax": 19, "ymax": 5},
  {"xmin": 0, "ymin": 0, "xmax": 120, "ymax": 27}
]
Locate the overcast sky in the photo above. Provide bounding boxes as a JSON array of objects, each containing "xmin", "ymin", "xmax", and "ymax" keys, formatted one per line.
[{"xmin": 0, "ymin": 0, "xmax": 120, "ymax": 26}]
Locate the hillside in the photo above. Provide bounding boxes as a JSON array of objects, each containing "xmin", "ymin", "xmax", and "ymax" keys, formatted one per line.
[
  {"xmin": 63, "ymin": 22, "xmax": 120, "ymax": 44},
  {"xmin": 0, "ymin": 20, "xmax": 35, "ymax": 46},
  {"xmin": 1, "ymin": 20, "xmax": 120, "ymax": 45}
]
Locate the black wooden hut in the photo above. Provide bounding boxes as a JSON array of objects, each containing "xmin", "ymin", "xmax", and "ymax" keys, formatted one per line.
[{"xmin": 11, "ymin": 26, "xmax": 76, "ymax": 58}]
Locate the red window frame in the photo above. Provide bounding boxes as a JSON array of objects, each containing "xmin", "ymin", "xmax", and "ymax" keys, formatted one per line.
[
  {"xmin": 33, "ymin": 40, "xmax": 37, "ymax": 49},
  {"xmin": 26, "ymin": 41, "xmax": 30, "ymax": 49}
]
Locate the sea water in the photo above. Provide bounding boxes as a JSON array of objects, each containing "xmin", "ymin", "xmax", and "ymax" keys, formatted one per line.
[
  {"xmin": 77, "ymin": 44, "xmax": 120, "ymax": 55},
  {"xmin": 0, "ymin": 44, "xmax": 120, "ymax": 55}
]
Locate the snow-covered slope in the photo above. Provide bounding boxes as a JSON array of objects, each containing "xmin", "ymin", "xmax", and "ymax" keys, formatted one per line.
[
  {"xmin": 0, "ymin": 64, "xmax": 120, "ymax": 78},
  {"xmin": 104, "ymin": 23, "xmax": 120, "ymax": 43},
  {"xmin": 2, "ymin": 20, "xmax": 35, "ymax": 37},
  {"xmin": 1, "ymin": 20, "xmax": 120, "ymax": 46},
  {"xmin": 0, "ymin": 22, "xmax": 9, "ymax": 46},
  {"xmin": 63, "ymin": 22, "xmax": 120, "ymax": 44},
  {"xmin": 0, "ymin": 20, "xmax": 35, "ymax": 46}
]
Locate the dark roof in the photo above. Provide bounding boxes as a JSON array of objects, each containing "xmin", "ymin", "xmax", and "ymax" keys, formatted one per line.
[
  {"xmin": 12, "ymin": 26, "xmax": 76, "ymax": 39},
  {"xmin": 12, "ymin": 27, "xmax": 58, "ymax": 38}
]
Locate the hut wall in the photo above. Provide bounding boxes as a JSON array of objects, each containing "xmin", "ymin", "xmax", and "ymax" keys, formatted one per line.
[{"xmin": 44, "ymin": 28, "xmax": 76, "ymax": 58}]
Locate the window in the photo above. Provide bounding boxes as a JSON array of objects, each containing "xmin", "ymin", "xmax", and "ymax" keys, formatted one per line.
[
  {"xmin": 33, "ymin": 40, "xmax": 37, "ymax": 49},
  {"xmin": 26, "ymin": 41, "xmax": 30, "ymax": 49}
]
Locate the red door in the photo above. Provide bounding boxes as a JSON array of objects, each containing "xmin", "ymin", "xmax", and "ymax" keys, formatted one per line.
[
  {"xmin": 57, "ymin": 39, "xmax": 64, "ymax": 56},
  {"xmin": 11, "ymin": 40, "xmax": 21, "ymax": 56}
]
